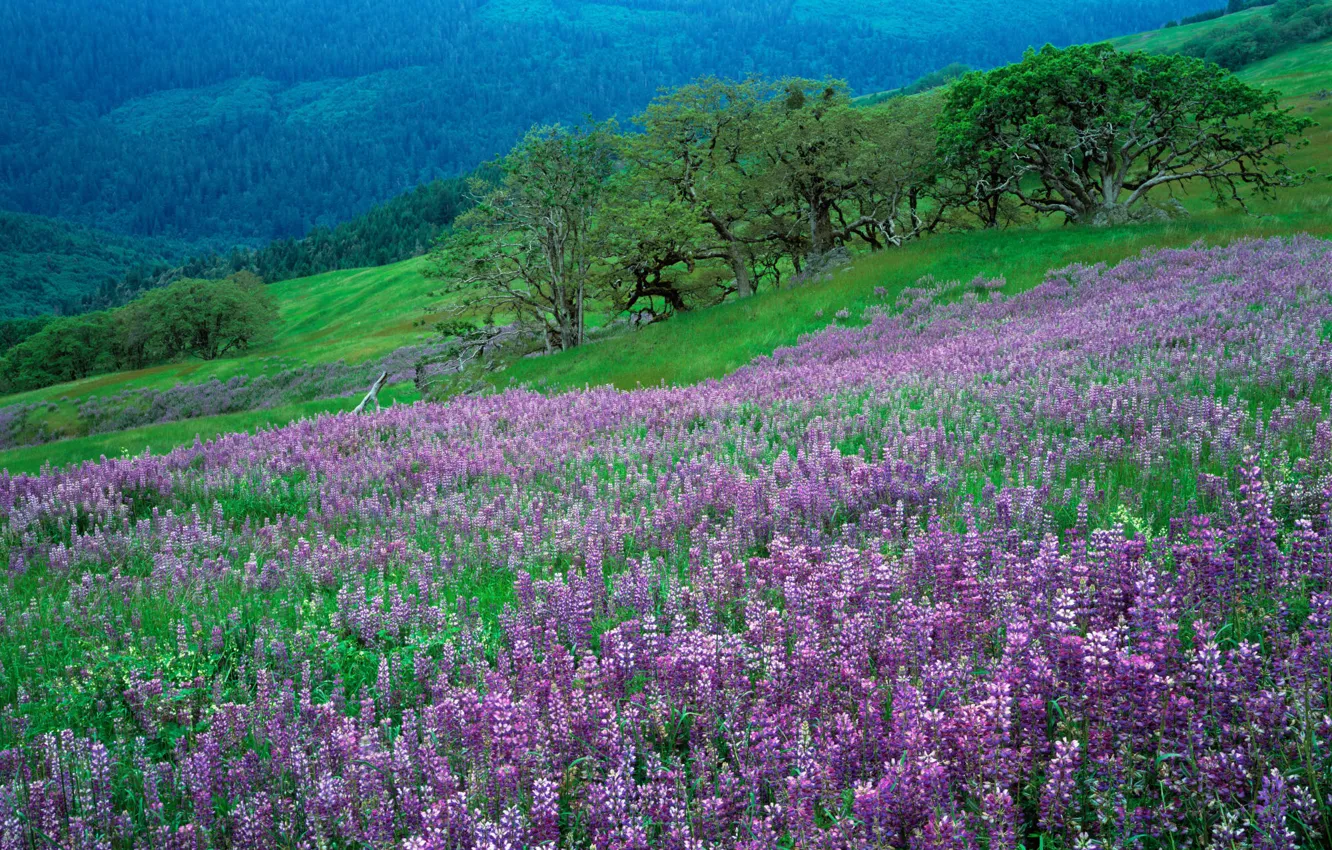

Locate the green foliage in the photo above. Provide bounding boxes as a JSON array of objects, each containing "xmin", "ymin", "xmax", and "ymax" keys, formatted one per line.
[
  {"xmin": 0, "ymin": 313, "xmax": 121, "ymax": 394},
  {"xmin": 429, "ymin": 123, "xmax": 619, "ymax": 352},
  {"xmin": 426, "ymin": 44, "xmax": 1317, "ymax": 355},
  {"xmin": 1180, "ymin": 0, "xmax": 1332, "ymax": 68},
  {"xmin": 758, "ymin": 79, "xmax": 867, "ymax": 256},
  {"xmin": 0, "ymin": 273, "xmax": 281, "ymax": 394},
  {"xmin": 1180, "ymin": 7, "xmax": 1229, "ymax": 25},
  {"xmin": 118, "ymin": 272, "xmax": 279, "ymax": 363},
  {"xmin": 626, "ymin": 77, "xmax": 779, "ymax": 300},
  {"xmin": 0, "ymin": 316, "xmax": 53, "ymax": 357},
  {"xmin": 428, "ymin": 77, "xmax": 955, "ymax": 349},
  {"xmin": 938, "ymin": 44, "xmax": 1314, "ymax": 224},
  {"xmin": 0, "ymin": 211, "xmax": 185, "ymax": 319}
]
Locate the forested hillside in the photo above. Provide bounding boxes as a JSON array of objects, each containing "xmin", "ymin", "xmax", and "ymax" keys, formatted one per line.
[
  {"xmin": 0, "ymin": 0, "xmax": 1216, "ymax": 245},
  {"xmin": 0, "ymin": 176, "xmax": 470, "ymax": 321},
  {"xmin": 0, "ymin": 212, "xmax": 185, "ymax": 317}
]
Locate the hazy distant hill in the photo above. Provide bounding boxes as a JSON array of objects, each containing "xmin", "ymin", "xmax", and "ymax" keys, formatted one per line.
[
  {"xmin": 0, "ymin": 212, "xmax": 185, "ymax": 318},
  {"xmin": 0, "ymin": 0, "xmax": 1216, "ymax": 246}
]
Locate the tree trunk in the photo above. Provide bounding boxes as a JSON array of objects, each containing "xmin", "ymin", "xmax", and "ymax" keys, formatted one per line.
[
  {"xmin": 809, "ymin": 198, "xmax": 836, "ymax": 257},
  {"xmin": 704, "ymin": 211, "xmax": 754, "ymax": 299},
  {"xmin": 576, "ymin": 281, "xmax": 584, "ymax": 348},
  {"xmin": 729, "ymin": 244, "xmax": 754, "ymax": 298},
  {"xmin": 981, "ymin": 194, "xmax": 1000, "ymax": 229},
  {"xmin": 559, "ymin": 299, "xmax": 577, "ymax": 350},
  {"xmin": 353, "ymin": 372, "xmax": 389, "ymax": 414}
]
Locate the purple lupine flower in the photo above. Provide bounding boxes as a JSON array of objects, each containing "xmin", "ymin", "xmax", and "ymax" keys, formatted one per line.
[
  {"xmin": 1, "ymin": 238, "xmax": 1331, "ymax": 846},
  {"xmin": 1041, "ymin": 739, "xmax": 1081, "ymax": 838},
  {"xmin": 1254, "ymin": 771, "xmax": 1297, "ymax": 850}
]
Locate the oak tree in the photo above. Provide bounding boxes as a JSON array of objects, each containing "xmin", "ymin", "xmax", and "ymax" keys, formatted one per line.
[
  {"xmin": 938, "ymin": 44, "xmax": 1313, "ymax": 225},
  {"xmin": 428, "ymin": 123, "xmax": 617, "ymax": 352}
]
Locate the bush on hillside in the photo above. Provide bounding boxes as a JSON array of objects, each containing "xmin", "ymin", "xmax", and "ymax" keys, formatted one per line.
[
  {"xmin": 1180, "ymin": 7, "xmax": 1227, "ymax": 24},
  {"xmin": 0, "ymin": 273, "xmax": 281, "ymax": 394},
  {"xmin": 1182, "ymin": 0, "xmax": 1332, "ymax": 68},
  {"xmin": 0, "ymin": 312, "xmax": 121, "ymax": 394},
  {"xmin": 117, "ymin": 272, "xmax": 279, "ymax": 364}
]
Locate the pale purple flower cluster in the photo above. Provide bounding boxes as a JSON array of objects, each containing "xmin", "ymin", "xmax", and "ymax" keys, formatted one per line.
[
  {"xmin": 0, "ymin": 404, "xmax": 40, "ymax": 451},
  {"xmin": 3, "ymin": 343, "xmax": 444, "ymax": 450},
  {"xmin": 1, "ymin": 237, "xmax": 1331, "ymax": 848}
]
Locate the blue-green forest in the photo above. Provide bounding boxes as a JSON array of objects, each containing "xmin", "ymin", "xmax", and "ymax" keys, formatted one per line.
[{"xmin": 1, "ymin": 0, "xmax": 1210, "ymax": 255}]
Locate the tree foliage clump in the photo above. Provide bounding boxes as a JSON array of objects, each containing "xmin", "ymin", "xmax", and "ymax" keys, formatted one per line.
[
  {"xmin": 429, "ymin": 124, "xmax": 618, "ymax": 354},
  {"xmin": 0, "ymin": 313, "xmax": 121, "ymax": 394},
  {"xmin": 938, "ymin": 44, "xmax": 1313, "ymax": 225},
  {"xmin": 428, "ymin": 78, "xmax": 952, "ymax": 349},
  {"xmin": 0, "ymin": 316, "xmax": 54, "ymax": 357},
  {"xmin": 118, "ymin": 272, "xmax": 279, "ymax": 364},
  {"xmin": 0, "ymin": 273, "xmax": 280, "ymax": 394}
]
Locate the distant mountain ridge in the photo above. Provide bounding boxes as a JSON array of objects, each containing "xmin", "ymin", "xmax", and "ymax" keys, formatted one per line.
[{"xmin": 0, "ymin": 0, "xmax": 1219, "ymax": 248}]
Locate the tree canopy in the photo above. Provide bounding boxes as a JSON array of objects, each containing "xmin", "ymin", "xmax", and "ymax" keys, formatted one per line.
[
  {"xmin": 424, "ymin": 46, "xmax": 1313, "ymax": 359},
  {"xmin": 119, "ymin": 272, "xmax": 279, "ymax": 363},
  {"xmin": 937, "ymin": 44, "xmax": 1313, "ymax": 224},
  {"xmin": 0, "ymin": 272, "xmax": 280, "ymax": 394},
  {"xmin": 428, "ymin": 124, "xmax": 619, "ymax": 353}
]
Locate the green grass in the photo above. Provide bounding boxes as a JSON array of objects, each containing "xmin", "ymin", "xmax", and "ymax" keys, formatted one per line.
[
  {"xmin": 498, "ymin": 207, "xmax": 1332, "ymax": 392},
  {"xmin": 1110, "ymin": 7, "xmax": 1268, "ymax": 54},
  {"xmin": 4, "ymin": 35, "xmax": 1331, "ymax": 476},
  {"xmin": 0, "ymin": 257, "xmax": 438, "ymax": 410},
  {"xmin": 0, "ymin": 257, "xmax": 441, "ymax": 474}
]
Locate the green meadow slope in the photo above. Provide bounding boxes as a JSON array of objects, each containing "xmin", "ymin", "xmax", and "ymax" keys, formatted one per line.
[
  {"xmin": 1111, "ymin": 6, "xmax": 1270, "ymax": 53},
  {"xmin": 3, "ymin": 32, "xmax": 1331, "ymax": 475},
  {"xmin": 0, "ymin": 260, "xmax": 438, "ymax": 471},
  {"xmin": 1, "ymin": 258, "xmax": 437, "ymax": 407}
]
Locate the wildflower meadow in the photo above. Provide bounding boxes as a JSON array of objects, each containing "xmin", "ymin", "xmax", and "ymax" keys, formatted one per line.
[{"xmin": 2, "ymin": 236, "xmax": 1332, "ymax": 848}]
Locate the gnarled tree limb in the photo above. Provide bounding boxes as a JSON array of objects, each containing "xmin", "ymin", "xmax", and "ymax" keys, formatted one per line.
[{"xmin": 353, "ymin": 372, "xmax": 389, "ymax": 414}]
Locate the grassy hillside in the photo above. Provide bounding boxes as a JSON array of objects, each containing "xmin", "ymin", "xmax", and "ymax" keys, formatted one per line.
[
  {"xmin": 1111, "ymin": 6, "xmax": 1268, "ymax": 53},
  {"xmin": 2, "ymin": 259, "xmax": 436, "ymax": 406},
  {"xmin": 4, "ymin": 32, "xmax": 1330, "ymax": 476},
  {"xmin": 499, "ymin": 37, "xmax": 1332, "ymax": 390},
  {"xmin": 0, "ymin": 260, "xmax": 441, "ymax": 471}
]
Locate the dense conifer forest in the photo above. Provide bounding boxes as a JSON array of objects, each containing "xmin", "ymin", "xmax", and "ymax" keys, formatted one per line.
[{"xmin": 0, "ymin": 0, "xmax": 1216, "ymax": 248}]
